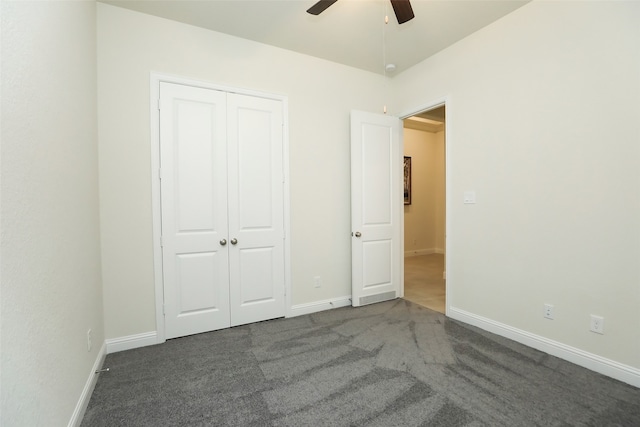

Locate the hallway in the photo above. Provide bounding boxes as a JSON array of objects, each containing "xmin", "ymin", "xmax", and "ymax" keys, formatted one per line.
[{"xmin": 403, "ymin": 254, "xmax": 445, "ymax": 313}]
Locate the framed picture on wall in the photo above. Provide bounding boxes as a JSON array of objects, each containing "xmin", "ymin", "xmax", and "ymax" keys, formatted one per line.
[{"xmin": 404, "ymin": 156, "xmax": 411, "ymax": 205}]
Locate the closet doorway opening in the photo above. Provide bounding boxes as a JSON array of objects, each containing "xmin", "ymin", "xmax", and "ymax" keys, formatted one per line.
[{"xmin": 402, "ymin": 105, "xmax": 446, "ymax": 314}]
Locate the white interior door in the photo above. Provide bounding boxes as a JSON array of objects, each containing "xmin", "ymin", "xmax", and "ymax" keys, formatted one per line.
[
  {"xmin": 160, "ymin": 82, "xmax": 230, "ymax": 339},
  {"xmin": 227, "ymin": 93, "xmax": 285, "ymax": 326},
  {"xmin": 351, "ymin": 110, "xmax": 402, "ymax": 306}
]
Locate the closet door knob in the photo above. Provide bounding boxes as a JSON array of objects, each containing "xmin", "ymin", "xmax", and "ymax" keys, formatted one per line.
[
  {"xmin": 220, "ymin": 239, "xmax": 227, "ymax": 246},
  {"xmin": 231, "ymin": 238, "xmax": 238, "ymax": 245},
  {"xmin": 354, "ymin": 232, "xmax": 362, "ymax": 238}
]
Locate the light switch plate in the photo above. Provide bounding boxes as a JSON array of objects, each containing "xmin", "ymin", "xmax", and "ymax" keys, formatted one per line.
[{"xmin": 464, "ymin": 191, "xmax": 476, "ymax": 204}]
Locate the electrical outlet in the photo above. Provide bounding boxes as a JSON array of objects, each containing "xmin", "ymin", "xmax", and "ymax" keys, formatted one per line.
[
  {"xmin": 543, "ymin": 304, "xmax": 554, "ymax": 320},
  {"xmin": 87, "ymin": 329, "xmax": 92, "ymax": 352},
  {"xmin": 590, "ymin": 315, "xmax": 604, "ymax": 334},
  {"xmin": 313, "ymin": 276, "xmax": 322, "ymax": 288}
]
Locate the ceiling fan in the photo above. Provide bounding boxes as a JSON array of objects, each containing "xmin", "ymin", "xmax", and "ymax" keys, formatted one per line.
[{"xmin": 307, "ymin": 0, "xmax": 415, "ymax": 24}]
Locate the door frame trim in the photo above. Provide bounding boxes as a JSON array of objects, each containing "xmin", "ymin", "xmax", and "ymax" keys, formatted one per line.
[
  {"xmin": 398, "ymin": 96, "xmax": 451, "ymax": 316},
  {"xmin": 149, "ymin": 72, "xmax": 291, "ymax": 343}
]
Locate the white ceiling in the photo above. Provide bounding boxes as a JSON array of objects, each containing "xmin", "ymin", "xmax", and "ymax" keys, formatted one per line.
[{"xmin": 102, "ymin": 0, "xmax": 530, "ymax": 75}]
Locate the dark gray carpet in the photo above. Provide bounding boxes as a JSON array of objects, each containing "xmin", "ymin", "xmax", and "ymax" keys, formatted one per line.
[{"xmin": 82, "ymin": 299, "xmax": 640, "ymax": 426}]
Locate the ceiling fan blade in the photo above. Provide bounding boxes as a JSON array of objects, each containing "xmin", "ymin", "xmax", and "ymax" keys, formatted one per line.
[
  {"xmin": 307, "ymin": 0, "xmax": 339, "ymax": 15},
  {"xmin": 390, "ymin": 0, "xmax": 415, "ymax": 24}
]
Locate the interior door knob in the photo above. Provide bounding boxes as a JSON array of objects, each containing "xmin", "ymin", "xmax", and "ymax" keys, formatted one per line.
[
  {"xmin": 231, "ymin": 238, "xmax": 238, "ymax": 245},
  {"xmin": 354, "ymin": 232, "xmax": 362, "ymax": 238},
  {"xmin": 220, "ymin": 239, "xmax": 227, "ymax": 246}
]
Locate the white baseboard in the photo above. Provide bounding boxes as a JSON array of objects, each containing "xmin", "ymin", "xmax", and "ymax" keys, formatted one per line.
[
  {"xmin": 106, "ymin": 331, "xmax": 158, "ymax": 354},
  {"xmin": 288, "ymin": 296, "xmax": 352, "ymax": 317},
  {"xmin": 106, "ymin": 299, "xmax": 354, "ymax": 354},
  {"xmin": 68, "ymin": 341, "xmax": 107, "ymax": 427},
  {"xmin": 404, "ymin": 248, "xmax": 445, "ymax": 257},
  {"xmin": 448, "ymin": 307, "xmax": 640, "ymax": 388}
]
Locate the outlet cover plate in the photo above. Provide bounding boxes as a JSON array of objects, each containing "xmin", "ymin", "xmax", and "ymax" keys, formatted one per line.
[
  {"xmin": 543, "ymin": 303, "xmax": 554, "ymax": 320},
  {"xmin": 590, "ymin": 315, "xmax": 604, "ymax": 334}
]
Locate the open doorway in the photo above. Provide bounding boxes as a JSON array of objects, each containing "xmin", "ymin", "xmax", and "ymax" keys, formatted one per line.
[{"xmin": 402, "ymin": 106, "xmax": 446, "ymax": 313}]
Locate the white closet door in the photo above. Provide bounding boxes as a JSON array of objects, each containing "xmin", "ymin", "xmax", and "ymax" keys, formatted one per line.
[
  {"xmin": 160, "ymin": 82, "xmax": 230, "ymax": 339},
  {"xmin": 227, "ymin": 93, "xmax": 285, "ymax": 326},
  {"xmin": 350, "ymin": 110, "xmax": 402, "ymax": 306}
]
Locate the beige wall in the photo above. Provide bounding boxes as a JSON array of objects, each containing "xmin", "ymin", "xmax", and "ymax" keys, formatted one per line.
[
  {"xmin": 403, "ymin": 128, "xmax": 445, "ymax": 256},
  {"xmin": 97, "ymin": 3, "xmax": 385, "ymax": 339},
  {"xmin": 0, "ymin": 1, "xmax": 104, "ymax": 425},
  {"xmin": 392, "ymin": 1, "xmax": 640, "ymax": 369}
]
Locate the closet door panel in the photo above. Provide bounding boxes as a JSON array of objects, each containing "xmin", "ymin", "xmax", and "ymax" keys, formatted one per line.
[
  {"xmin": 227, "ymin": 93, "xmax": 285, "ymax": 326},
  {"xmin": 160, "ymin": 82, "xmax": 230, "ymax": 339}
]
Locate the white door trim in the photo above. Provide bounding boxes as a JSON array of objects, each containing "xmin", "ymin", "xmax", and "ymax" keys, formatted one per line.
[
  {"xmin": 399, "ymin": 96, "xmax": 451, "ymax": 316},
  {"xmin": 150, "ymin": 72, "xmax": 291, "ymax": 343}
]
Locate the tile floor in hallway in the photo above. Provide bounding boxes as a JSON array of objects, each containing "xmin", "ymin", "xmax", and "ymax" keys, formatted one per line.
[{"xmin": 403, "ymin": 253, "xmax": 445, "ymax": 313}]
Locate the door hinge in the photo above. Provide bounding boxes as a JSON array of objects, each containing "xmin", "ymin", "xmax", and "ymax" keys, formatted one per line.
[
  {"xmin": 157, "ymin": 99, "xmax": 161, "ymax": 110},
  {"xmin": 158, "ymin": 168, "xmax": 162, "ymax": 180},
  {"xmin": 160, "ymin": 235, "xmax": 163, "ymax": 247},
  {"xmin": 162, "ymin": 304, "xmax": 166, "ymax": 315}
]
